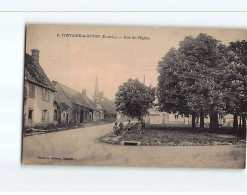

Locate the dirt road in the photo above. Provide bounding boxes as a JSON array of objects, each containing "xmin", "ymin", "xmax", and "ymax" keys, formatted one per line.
[{"xmin": 22, "ymin": 123, "xmax": 246, "ymax": 168}]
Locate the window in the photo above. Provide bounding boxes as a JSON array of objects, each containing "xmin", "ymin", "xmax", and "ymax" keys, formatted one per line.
[
  {"xmin": 42, "ymin": 88, "xmax": 50, "ymax": 102},
  {"xmin": 42, "ymin": 88, "xmax": 46, "ymax": 100},
  {"xmin": 24, "ymin": 86, "xmax": 27, "ymax": 98},
  {"xmin": 47, "ymin": 90, "xmax": 50, "ymax": 101},
  {"xmin": 29, "ymin": 84, "xmax": 35, "ymax": 98},
  {"xmin": 63, "ymin": 113, "xmax": 65, "ymax": 118},
  {"xmin": 28, "ymin": 110, "xmax": 33, "ymax": 119}
]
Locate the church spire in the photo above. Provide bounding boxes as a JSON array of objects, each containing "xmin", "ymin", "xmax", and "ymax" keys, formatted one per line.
[{"xmin": 94, "ymin": 76, "xmax": 100, "ymax": 102}]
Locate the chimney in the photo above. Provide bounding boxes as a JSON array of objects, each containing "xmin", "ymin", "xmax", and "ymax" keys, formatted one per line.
[
  {"xmin": 82, "ymin": 88, "xmax": 87, "ymax": 96},
  {"xmin": 31, "ymin": 49, "xmax": 40, "ymax": 63}
]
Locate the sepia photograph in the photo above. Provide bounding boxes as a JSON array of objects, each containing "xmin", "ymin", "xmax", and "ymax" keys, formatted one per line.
[{"xmin": 22, "ymin": 24, "xmax": 246, "ymax": 168}]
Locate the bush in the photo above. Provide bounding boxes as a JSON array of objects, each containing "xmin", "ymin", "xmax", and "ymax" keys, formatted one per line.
[{"xmin": 34, "ymin": 123, "xmax": 58, "ymax": 130}]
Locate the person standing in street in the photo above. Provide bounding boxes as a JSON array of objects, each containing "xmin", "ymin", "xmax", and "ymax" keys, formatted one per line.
[
  {"xmin": 141, "ymin": 121, "xmax": 145, "ymax": 134},
  {"xmin": 113, "ymin": 123, "xmax": 120, "ymax": 136},
  {"xmin": 119, "ymin": 121, "xmax": 124, "ymax": 134},
  {"xmin": 127, "ymin": 120, "xmax": 131, "ymax": 131}
]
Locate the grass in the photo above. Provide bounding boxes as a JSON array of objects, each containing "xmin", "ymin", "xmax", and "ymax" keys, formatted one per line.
[{"xmin": 117, "ymin": 125, "xmax": 246, "ymax": 146}]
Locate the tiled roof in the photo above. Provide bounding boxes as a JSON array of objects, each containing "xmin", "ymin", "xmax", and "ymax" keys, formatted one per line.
[
  {"xmin": 25, "ymin": 53, "xmax": 56, "ymax": 91},
  {"xmin": 53, "ymin": 81, "xmax": 98, "ymax": 111}
]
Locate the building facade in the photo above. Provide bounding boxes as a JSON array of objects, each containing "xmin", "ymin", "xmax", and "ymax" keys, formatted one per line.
[
  {"xmin": 24, "ymin": 49, "xmax": 56, "ymax": 128},
  {"xmin": 53, "ymin": 81, "xmax": 100, "ymax": 125}
]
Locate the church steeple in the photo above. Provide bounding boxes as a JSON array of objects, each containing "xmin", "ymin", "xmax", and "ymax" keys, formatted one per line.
[{"xmin": 93, "ymin": 76, "xmax": 100, "ymax": 103}]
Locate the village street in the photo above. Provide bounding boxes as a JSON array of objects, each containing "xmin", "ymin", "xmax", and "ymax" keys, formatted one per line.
[{"xmin": 22, "ymin": 123, "xmax": 246, "ymax": 168}]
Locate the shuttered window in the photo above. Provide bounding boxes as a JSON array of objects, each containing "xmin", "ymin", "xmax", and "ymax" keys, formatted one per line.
[
  {"xmin": 42, "ymin": 88, "xmax": 51, "ymax": 102},
  {"xmin": 29, "ymin": 84, "xmax": 35, "ymax": 98},
  {"xmin": 47, "ymin": 90, "xmax": 50, "ymax": 102},
  {"xmin": 42, "ymin": 88, "xmax": 46, "ymax": 100}
]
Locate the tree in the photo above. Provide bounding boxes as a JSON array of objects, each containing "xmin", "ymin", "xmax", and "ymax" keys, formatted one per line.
[
  {"xmin": 157, "ymin": 33, "xmax": 229, "ymax": 129},
  {"xmin": 157, "ymin": 48, "xmax": 193, "ymax": 124},
  {"xmin": 99, "ymin": 95, "xmax": 117, "ymax": 116},
  {"xmin": 115, "ymin": 78, "xmax": 155, "ymax": 120},
  {"xmin": 226, "ymin": 40, "xmax": 247, "ymax": 134}
]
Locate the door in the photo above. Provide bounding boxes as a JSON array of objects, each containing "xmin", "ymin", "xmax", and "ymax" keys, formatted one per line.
[
  {"xmin": 28, "ymin": 109, "xmax": 33, "ymax": 127},
  {"xmin": 58, "ymin": 111, "xmax": 61, "ymax": 123},
  {"xmin": 80, "ymin": 110, "xmax": 84, "ymax": 123}
]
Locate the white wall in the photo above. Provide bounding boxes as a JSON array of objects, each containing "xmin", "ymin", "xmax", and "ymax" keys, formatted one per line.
[{"xmin": 24, "ymin": 82, "xmax": 55, "ymax": 126}]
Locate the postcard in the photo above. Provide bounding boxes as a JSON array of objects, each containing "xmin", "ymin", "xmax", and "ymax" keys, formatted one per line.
[{"xmin": 22, "ymin": 24, "xmax": 246, "ymax": 168}]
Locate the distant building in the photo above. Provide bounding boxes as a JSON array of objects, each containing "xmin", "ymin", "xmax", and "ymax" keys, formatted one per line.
[
  {"xmin": 92, "ymin": 77, "xmax": 118, "ymax": 120},
  {"xmin": 24, "ymin": 49, "xmax": 56, "ymax": 128},
  {"xmin": 101, "ymin": 99, "xmax": 117, "ymax": 120},
  {"xmin": 145, "ymin": 107, "xmax": 236, "ymax": 127},
  {"xmin": 145, "ymin": 107, "xmax": 192, "ymax": 127},
  {"xmin": 52, "ymin": 81, "xmax": 100, "ymax": 125}
]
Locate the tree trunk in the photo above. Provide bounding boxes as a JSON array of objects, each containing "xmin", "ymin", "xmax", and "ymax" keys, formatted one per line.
[
  {"xmin": 239, "ymin": 114, "xmax": 242, "ymax": 130},
  {"xmin": 242, "ymin": 114, "xmax": 246, "ymax": 136},
  {"xmin": 200, "ymin": 110, "xmax": 204, "ymax": 129},
  {"xmin": 233, "ymin": 114, "xmax": 238, "ymax": 129},
  {"xmin": 196, "ymin": 116, "xmax": 199, "ymax": 125},
  {"xmin": 210, "ymin": 112, "xmax": 219, "ymax": 130},
  {"xmin": 192, "ymin": 113, "xmax": 196, "ymax": 128}
]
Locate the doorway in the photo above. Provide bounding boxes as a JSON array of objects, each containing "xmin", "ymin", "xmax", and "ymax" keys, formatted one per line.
[
  {"xmin": 80, "ymin": 110, "xmax": 84, "ymax": 123},
  {"xmin": 28, "ymin": 109, "xmax": 33, "ymax": 127}
]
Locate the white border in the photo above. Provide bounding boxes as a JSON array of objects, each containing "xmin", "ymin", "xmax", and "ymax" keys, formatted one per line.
[{"xmin": 0, "ymin": 5, "xmax": 247, "ymax": 192}]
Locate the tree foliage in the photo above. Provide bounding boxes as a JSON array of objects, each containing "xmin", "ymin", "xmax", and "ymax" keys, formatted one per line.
[
  {"xmin": 157, "ymin": 33, "xmax": 230, "ymax": 128},
  {"xmin": 226, "ymin": 41, "xmax": 247, "ymax": 133},
  {"xmin": 115, "ymin": 78, "xmax": 155, "ymax": 119}
]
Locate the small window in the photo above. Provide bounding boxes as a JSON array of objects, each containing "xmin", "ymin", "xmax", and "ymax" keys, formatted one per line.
[
  {"xmin": 29, "ymin": 84, "xmax": 35, "ymax": 98},
  {"xmin": 28, "ymin": 110, "xmax": 33, "ymax": 119},
  {"xmin": 24, "ymin": 86, "xmax": 27, "ymax": 98}
]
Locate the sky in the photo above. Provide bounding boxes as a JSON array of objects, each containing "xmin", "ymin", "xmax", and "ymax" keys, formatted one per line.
[{"xmin": 26, "ymin": 24, "xmax": 247, "ymax": 100}]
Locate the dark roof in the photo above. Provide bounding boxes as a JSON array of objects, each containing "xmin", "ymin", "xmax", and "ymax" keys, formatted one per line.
[
  {"xmin": 25, "ymin": 53, "xmax": 56, "ymax": 91},
  {"xmin": 53, "ymin": 81, "xmax": 98, "ymax": 111}
]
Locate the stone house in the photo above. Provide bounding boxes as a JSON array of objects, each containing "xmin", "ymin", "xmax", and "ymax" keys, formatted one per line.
[
  {"xmin": 23, "ymin": 49, "xmax": 56, "ymax": 128},
  {"xmin": 52, "ymin": 81, "xmax": 100, "ymax": 125}
]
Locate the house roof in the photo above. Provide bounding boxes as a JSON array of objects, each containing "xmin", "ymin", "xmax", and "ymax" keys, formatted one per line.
[
  {"xmin": 53, "ymin": 81, "xmax": 98, "ymax": 111},
  {"xmin": 25, "ymin": 53, "xmax": 56, "ymax": 91}
]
